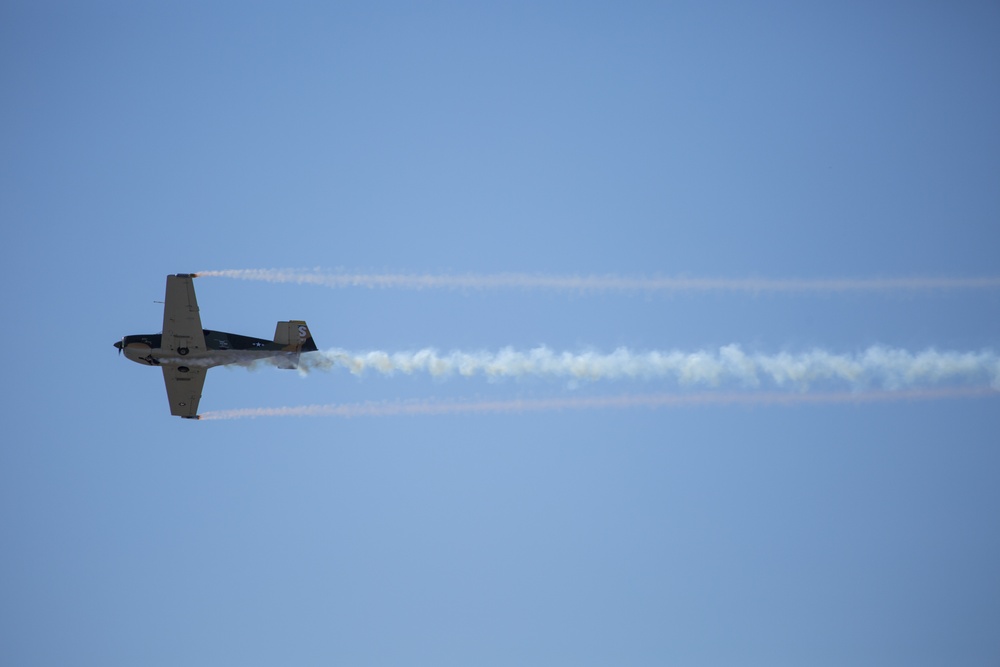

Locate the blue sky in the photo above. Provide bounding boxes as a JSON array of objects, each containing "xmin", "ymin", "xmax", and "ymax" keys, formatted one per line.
[{"xmin": 3, "ymin": 2, "xmax": 999, "ymax": 665}]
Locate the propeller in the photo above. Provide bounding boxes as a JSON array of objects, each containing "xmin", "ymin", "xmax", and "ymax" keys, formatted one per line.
[{"xmin": 115, "ymin": 337, "xmax": 124, "ymax": 355}]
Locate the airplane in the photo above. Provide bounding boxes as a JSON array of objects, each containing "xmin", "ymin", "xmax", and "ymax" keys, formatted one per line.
[{"xmin": 114, "ymin": 273, "xmax": 317, "ymax": 419}]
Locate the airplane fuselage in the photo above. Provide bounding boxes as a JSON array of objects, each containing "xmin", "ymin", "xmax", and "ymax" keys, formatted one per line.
[{"xmin": 116, "ymin": 329, "xmax": 304, "ymax": 369}]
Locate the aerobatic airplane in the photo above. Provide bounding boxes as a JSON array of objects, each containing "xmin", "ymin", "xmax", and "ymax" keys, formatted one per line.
[{"xmin": 114, "ymin": 273, "xmax": 317, "ymax": 419}]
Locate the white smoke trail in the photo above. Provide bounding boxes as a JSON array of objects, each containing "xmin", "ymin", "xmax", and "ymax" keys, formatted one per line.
[
  {"xmin": 301, "ymin": 345, "xmax": 1000, "ymax": 391},
  {"xmin": 197, "ymin": 387, "xmax": 999, "ymax": 420},
  {"xmin": 193, "ymin": 268, "xmax": 1000, "ymax": 293}
]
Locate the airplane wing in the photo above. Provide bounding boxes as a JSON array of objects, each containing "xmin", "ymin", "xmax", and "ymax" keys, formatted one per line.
[
  {"xmin": 163, "ymin": 365, "xmax": 207, "ymax": 417},
  {"xmin": 162, "ymin": 274, "xmax": 207, "ymax": 356}
]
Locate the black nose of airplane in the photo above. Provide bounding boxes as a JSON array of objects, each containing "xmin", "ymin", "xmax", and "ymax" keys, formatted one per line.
[{"xmin": 114, "ymin": 339, "xmax": 123, "ymax": 354}]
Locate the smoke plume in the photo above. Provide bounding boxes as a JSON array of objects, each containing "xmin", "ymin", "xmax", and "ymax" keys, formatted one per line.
[
  {"xmin": 301, "ymin": 345, "xmax": 1000, "ymax": 391},
  {"xmin": 194, "ymin": 268, "xmax": 1000, "ymax": 294},
  {"xmin": 197, "ymin": 387, "xmax": 998, "ymax": 420}
]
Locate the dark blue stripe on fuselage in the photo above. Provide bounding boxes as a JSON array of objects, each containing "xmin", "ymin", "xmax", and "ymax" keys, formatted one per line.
[{"xmin": 123, "ymin": 330, "xmax": 280, "ymax": 351}]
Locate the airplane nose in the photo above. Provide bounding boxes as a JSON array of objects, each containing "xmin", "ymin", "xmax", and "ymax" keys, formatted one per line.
[{"xmin": 114, "ymin": 340, "xmax": 122, "ymax": 350}]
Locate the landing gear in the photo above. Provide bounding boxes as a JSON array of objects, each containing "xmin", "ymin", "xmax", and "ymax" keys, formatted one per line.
[{"xmin": 178, "ymin": 347, "xmax": 189, "ymax": 356}]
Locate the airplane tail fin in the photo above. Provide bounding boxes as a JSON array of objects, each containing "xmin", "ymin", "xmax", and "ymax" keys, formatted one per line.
[{"xmin": 272, "ymin": 320, "xmax": 318, "ymax": 369}]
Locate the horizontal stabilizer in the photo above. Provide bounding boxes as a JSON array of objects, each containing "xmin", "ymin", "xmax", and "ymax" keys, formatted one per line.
[{"xmin": 272, "ymin": 353, "xmax": 300, "ymax": 370}]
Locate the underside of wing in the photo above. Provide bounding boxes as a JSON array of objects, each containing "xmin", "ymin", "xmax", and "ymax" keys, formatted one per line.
[
  {"xmin": 162, "ymin": 274, "xmax": 207, "ymax": 356},
  {"xmin": 162, "ymin": 365, "xmax": 207, "ymax": 417}
]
